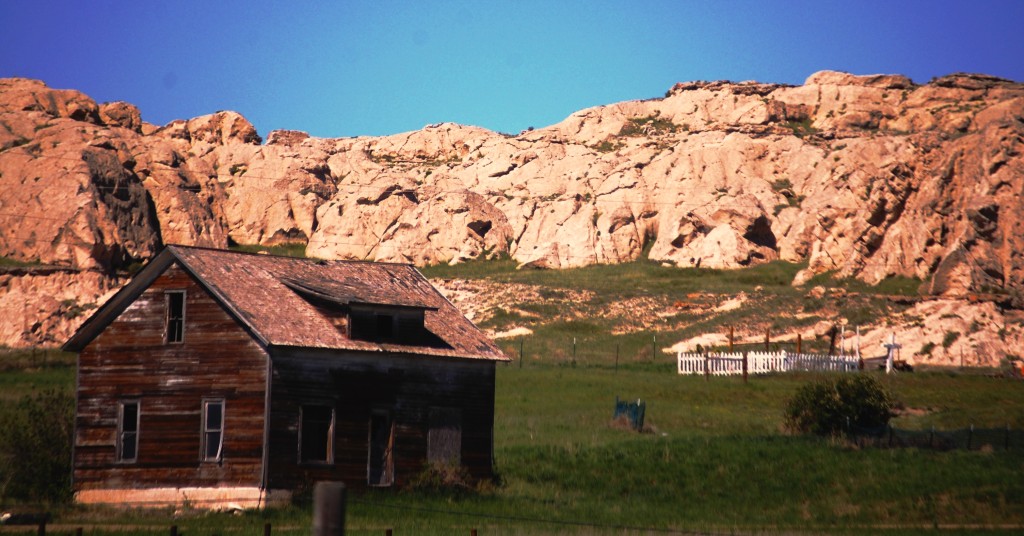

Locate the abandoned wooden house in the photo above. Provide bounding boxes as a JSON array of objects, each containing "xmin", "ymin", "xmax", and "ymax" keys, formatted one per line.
[{"xmin": 62, "ymin": 245, "xmax": 508, "ymax": 508}]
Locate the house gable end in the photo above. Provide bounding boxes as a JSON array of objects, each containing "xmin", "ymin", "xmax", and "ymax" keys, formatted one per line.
[
  {"xmin": 62, "ymin": 250, "xmax": 177, "ymax": 352},
  {"xmin": 63, "ymin": 247, "xmax": 271, "ymax": 353}
]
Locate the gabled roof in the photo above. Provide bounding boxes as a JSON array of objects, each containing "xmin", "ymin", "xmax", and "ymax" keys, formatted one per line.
[{"xmin": 64, "ymin": 246, "xmax": 509, "ymax": 361}]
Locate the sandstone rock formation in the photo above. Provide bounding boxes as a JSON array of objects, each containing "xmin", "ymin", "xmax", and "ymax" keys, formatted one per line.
[{"xmin": 1, "ymin": 72, "xmax": 1023, "ymax": 349}]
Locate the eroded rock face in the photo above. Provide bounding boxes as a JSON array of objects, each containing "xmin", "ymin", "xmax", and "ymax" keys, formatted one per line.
[
  {"xmin": 1, "ymin": 72, "xmax": 1023, "ymax": 348},
  {"xmin": 0, "ymin": 267, "xmax": 123, "ymax": 347}
]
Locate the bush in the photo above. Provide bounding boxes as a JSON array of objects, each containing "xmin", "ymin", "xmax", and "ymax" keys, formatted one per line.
[
  {"xmin": 784, "ymin": 375, "xmax": 895, "ymax": 437},
  {"xmin": 0, "ymin": 389, "xmax": 75, "ymax": 503},
  {"xmin": 406, "ymin": 462, "xmax": 473, "ymax": 492},
  {"xmin": 405, "ymin": 462, "xmax": 497, "ymax": 494}
]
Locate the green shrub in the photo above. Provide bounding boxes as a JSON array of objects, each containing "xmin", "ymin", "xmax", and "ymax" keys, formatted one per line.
[
  {"xmin": 405, "ymin": 462, "xmax": 476, "ymax": 493},
  {"xmin": 618, "ymin": 114, "xmax": 679, "ymax": 137},
  {"xmin": 0, "ymin": 389, "xmax": 75, "ymax": 503},
  {"xmin": 784, "ymin": 375, "xmax": 895, "ymax": 436},
  {"xmin": 942, "ymin": 330, "xmax": 961, "ymax": 349},
  {"xmin": 783, "ymin": 118, "xmax": 819, "ymax": 138}
]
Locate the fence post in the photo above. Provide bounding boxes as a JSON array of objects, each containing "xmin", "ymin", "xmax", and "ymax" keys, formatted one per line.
[
  {"xmin": 615, "ymin": 344, "xmax": 619, "ymax": 372},
  {"xmin": 572, "ymin": 337, "xmax": 576, "ymax": 367},
  {"xmin": 967, "ymin": 424, "xmax": 973, "ymax": 450},
  {"xmin": 652, "ymin": 334, "xmax": 656, "ymax": 361},
  {"xmin": 930, "ymin": 426, "xmax": 935, "ymax": 449},
  {"xmin": 264, "ymin": 523, "xmax": 271, "ymax": 536},
  {"xmin": 704, "ymin": 352, "xmax": 709, "ymax": 381},
  {"xmin": 519, "ymin": 338, "xmax": 524, "ymax": 369},
  {"xmin": 1006, "ymin": 424, "xmax": 1011, "ymax": 451},
  {"xmin": 170, "ymin": 526, "xmax": 177, "ymax": 536},
  {"xmin": 37, "ymin": 521, "xmax": 45, "ymax": 536},
  {"xmin": 742, "ymin": 352, "xmax": 748, "ymax": 384},
  {"xmin": 313, "ymin": 481, "xmax": 347, "ymax": 536},
  {"xmin": 728, "ymin": 326, "xmax": 734, "ymax": 353}
]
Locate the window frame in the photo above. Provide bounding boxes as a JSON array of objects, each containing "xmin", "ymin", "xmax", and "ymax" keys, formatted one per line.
[
  {"xmin": 200, "ymin": 398, "xmax": 225, "ymax": 463},
  {"xmin": 427, "ymin": 406, "xmax": 462, "ymax": 466},
  {"xmin": 299, "ymin": 404, "xmax": 336, "ymax": 465},
  {"xmin": 116, "ymin": 400, "xmax": 140, "ymax": 463},
  {"xmin": 164, "ymin": 290, "xmax": 186, "ymax": 344}
]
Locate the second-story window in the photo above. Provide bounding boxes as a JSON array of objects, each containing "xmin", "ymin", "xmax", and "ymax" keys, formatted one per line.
[{"xmin": 165, "ymin": 291, "xmax": 185, "ymax": 344}]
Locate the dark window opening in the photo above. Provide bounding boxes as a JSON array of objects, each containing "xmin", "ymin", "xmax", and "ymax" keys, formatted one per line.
[
  {"xmin": 117, "ymin": 401, "xmax": 139, "ymax": 463},
  {"xmin": 300, "ymin": 405, "xmax": 334, "ymax": 464},
  {"xmin": 428, "ymin": 407, "xmax": 462, "ymax": 466},
  {"xmin": 375, "ymin": 314, "xmax": 394, "ymax": 340},
  {"xmin": 202, "ymin": 399, "xmax": 224, "ymax": 462},
  {"xmin": 165, "ymin": 291, "xmax": 185, "ymax": 343},
  {"xmin": 348, "ymin": 308, "xmax": 449, "ymax": 348},
  {"xmin": 279, "ymin": 278, "xmax": 449, "ymax": 347}
]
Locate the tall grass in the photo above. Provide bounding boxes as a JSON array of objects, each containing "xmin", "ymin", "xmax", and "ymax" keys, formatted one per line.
[
  {"xmin": 227, "ymin": 242, "xmax": 308, "ymax": 258},
  {"xmin": 0, "ymin": 349, "xmax": 75, "ymax": 403}
]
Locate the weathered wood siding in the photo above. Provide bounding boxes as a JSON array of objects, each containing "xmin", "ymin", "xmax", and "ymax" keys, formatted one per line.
[
  {"xmin": 267, "ymin": 349, "xmax": 496, "ymax": 491},
  {"xmin": 75, "ymin": 263, "xmax": 268, "ymax": 492}
]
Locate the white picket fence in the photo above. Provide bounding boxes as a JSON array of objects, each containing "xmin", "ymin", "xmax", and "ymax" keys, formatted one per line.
[{"xmin": 677, "ymin": 350, "xmax": 859, "ymax": 376}]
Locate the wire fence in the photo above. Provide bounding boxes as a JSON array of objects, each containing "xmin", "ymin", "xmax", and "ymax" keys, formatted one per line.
[
  {"xmin": 496, "ymin": 333, "xmax": 667, "ymax": 370},
  {"xmin": 849, "ymin": 424, "xmax": 1024, "ymax": 451}
]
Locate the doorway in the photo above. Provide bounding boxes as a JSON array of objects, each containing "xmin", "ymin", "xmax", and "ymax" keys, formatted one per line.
[{"xmin": 367, "ymin": 410, "xmax": 394, "ymax": 486}]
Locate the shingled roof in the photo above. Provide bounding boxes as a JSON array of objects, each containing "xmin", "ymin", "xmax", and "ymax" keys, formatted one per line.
[{"xmin": 65, "ymin": 246, "xmax": 508, "ymax": 361}]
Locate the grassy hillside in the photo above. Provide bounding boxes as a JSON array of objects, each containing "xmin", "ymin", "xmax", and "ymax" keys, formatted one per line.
[{"xmin": 423, "ymin": 256, "xmax": 922, "ymax": 365}]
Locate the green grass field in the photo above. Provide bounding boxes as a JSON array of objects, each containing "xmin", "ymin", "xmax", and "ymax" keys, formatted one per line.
[
  {"xmin": 3, "ymin": 355, "xmax": 1022, "ymax": 534},
  {"xmin": 2, "ymin": 257, "xmax": 1022, "ymax": 534}
]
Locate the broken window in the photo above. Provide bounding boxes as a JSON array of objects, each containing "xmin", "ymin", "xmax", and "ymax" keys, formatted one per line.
[
  {"xmin": 117, "ymin": 401, "xmax": 139, "ymax": 463},
  {"xmin": 165, "ymin": 291, "xmax": 185, "ymax": 343},
  {"xmin": 300, "ymin": 405, "xmax": 334, "ymax": 464},
  {"xmin": 427, "ymin": 407, "xmax": 462, "ymax": 465},
  {"xmin": 349, "ymin": 307, "xmax": 439, "ymax": 345},
  {"xmin": 350, "ymin": 310, "xmax": 399, "ymax": 343},
  {"xmin": 201, "ymin": 399, "xmax": 224, "ymax": 462}
]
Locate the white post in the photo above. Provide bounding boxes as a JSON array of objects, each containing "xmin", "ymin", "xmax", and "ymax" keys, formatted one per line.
[
  {"xmin": 886, "ymin": 333, "xmax": 894, "ymax": 374},
  {"xmin": 882, "ymin": 333, "xmax": 902, "ymax": 374},
  {"xmin": 856, "ymin": 326, "xmax": 861, "ymax": 361}
]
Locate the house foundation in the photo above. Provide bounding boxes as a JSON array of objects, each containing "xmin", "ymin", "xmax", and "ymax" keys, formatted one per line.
[{"xmin": 74, "ymin": 487, "xmax": 292, "ymax": 510}]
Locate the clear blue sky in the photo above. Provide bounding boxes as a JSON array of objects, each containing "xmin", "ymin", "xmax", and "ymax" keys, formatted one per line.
[{"xmin": 3, "ymin": 1, "xmax": 1022, "ymax": 138}]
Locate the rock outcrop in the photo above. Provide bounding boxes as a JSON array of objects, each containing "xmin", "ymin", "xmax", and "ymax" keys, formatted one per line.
[{"xmin": 1, "ymin": 72, "xmax": 1023, "ymax": 348}]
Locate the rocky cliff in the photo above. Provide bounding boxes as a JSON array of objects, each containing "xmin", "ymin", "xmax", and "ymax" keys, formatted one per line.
[{"xmin": 1, "ymin": 72, "xmax": 1022, "ymax": 350}]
